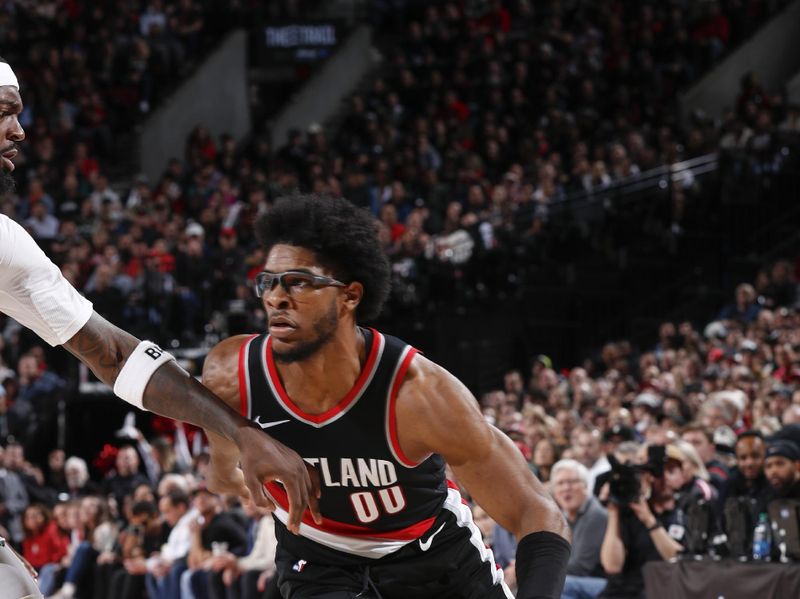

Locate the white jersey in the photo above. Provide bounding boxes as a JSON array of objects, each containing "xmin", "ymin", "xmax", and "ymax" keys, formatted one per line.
[{"xmin": 0, "ymin": 213, "xmax": 93, "ymax": 346}]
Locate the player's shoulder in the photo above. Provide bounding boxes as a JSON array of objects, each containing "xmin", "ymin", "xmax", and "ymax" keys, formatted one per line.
[
  {"xmin": 399, "ymin": 351, "xmax": 462, "ymax": 405},
  {"xmin": 201, "ymin": 334, "xmax": 260, "ymax": 407},
  {"xmin": 203, "ymin": 334, "xmax": 259, "ymax": 374}
]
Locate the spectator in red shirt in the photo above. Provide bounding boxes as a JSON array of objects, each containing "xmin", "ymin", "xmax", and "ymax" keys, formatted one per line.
[{"xmin": 22, "ymin": 504, "xmax": 69, "ymax": 595}]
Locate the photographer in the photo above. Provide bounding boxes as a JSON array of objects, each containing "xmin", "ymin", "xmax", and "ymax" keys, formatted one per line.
[{"xmin": 599, "ymin": 445, "xmax": 685, "ymax": 599}]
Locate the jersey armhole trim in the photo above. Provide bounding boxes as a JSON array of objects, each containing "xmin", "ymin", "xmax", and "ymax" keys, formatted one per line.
[{"xmin": 386, "ymin": 346, "xmax": 420, "ymax": 468}]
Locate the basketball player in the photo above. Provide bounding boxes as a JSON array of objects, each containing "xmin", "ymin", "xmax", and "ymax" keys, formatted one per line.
[
  {"xmin": 202, "ymin": 194, "xmax": 571, "ymax": 599},
  {"xmin": 0, "ymin": 59, "xmax": 319, "ymax": 597}
]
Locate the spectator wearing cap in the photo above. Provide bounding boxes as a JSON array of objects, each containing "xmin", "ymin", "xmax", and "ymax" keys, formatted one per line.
[
  {"xmin": 717, "ymin": 431, "xmax": 771, "ymax": 515},
  {"xmin": 681, "ymin": 423, "xmax": 730, "ymax": 490},
  {"xmin": 604, "ymin": 425, "xmax": 636, "ymax": 454},
  {"xmin": 552, "ymin": 459, "xmax": 607, "ymax": 599},
  {"xmin": 764, "ymin": 440, "xmax": 800, "ymax": 500},
  {"xmin": 632, "ymin": 393, "xmax": 661, "ymax": 436}
]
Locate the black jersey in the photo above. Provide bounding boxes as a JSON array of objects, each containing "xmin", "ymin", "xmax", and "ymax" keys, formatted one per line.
[{"xmin": 238, "ymin": 327, "xmax": 448, "ymax": 560}]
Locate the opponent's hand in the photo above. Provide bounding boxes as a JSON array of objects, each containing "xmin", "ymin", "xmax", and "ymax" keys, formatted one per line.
[{"xmin": 235, "ymin": 426, "xmax": 322, "ymax": 534}]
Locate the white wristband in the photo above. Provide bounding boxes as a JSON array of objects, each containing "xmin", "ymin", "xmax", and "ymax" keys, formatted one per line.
[{"xmin": 113, "ymin": 341, "xmax": 176, "ymax": 410}]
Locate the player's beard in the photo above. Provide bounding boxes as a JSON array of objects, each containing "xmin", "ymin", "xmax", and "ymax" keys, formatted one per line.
[
  {"xmin": 272, "ymin": 300, "xmax": 339, "ymax": 364},
  {"xmin": 0, "ymin": 169, "xmax": 15, "ymax": 195}
]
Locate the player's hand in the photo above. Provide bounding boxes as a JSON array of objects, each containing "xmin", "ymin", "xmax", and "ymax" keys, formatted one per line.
[{"xmin": 235, "ymin": 425, "xmax": 322, "ymax": 534}]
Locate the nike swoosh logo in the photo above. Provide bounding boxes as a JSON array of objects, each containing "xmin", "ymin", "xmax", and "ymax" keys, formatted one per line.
[
  {"xmin": 253, "ymin": 416, "xmax": 291, "ymax": 430},
  {"xmin": 419, "ymin": 523, "xmax": 446, "ymax": 552}
]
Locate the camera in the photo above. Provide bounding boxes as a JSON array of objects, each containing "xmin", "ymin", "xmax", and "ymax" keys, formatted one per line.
[{"xmin": 607, "ymin": 446, "xmax": 668, "ymax": 504}]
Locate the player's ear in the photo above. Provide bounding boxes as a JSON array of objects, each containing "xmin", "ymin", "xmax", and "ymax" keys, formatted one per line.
[{"xmin": 342, "ymin": 281, "xmax": 363, "ymax": 311}]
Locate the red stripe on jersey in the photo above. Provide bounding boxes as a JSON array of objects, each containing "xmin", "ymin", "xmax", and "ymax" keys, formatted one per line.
[
  {"xmin": 238, "ymin": 334, "xmax": 259, "ymax": 417},
  {"xmin": 387, "ymin": 348, "xmax": 419, "ymax": 467},
  {"xmin": 446, "ymin": 479, "xmax": 468, "ymax": 504},
  {"xmin": 265, "ymin": 328, "xmax": 382, "ymax": 424},
  {"xmin": 264, "ymin": 481, "xmax": 435, "ymax": 540}
]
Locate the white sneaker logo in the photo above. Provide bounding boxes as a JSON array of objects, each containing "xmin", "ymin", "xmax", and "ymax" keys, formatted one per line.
[
  {"xmin": 254, "ymin": 416, "xmax": 291, "ymax": 430},
  {"xmin": 419, "ymin": 523, "xmax": 446, "ymax": 551}
]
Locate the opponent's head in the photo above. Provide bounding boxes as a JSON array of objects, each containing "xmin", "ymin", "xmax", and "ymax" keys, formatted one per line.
[
  {"xmin": 255, "ymin": 193, "xmax": 391, "ymax": 363},
  {"xmin": 0, "ymin": 57, "xmax": 24, "ymax": 193}
]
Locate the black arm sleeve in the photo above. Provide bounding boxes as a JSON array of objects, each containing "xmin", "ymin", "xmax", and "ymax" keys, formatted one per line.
[{"xmin": 514, "ymin": 531, "xmax": 571, "ymax": 599}]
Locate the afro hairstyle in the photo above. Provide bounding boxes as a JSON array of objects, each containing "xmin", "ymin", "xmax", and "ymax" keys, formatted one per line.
[{"xmin": 256, "ymin": 193, "xmax": 391, "ymax": 322}]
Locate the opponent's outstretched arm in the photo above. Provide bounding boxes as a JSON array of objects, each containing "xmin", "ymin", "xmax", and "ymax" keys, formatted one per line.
[
  {"xmin": 396, "ymin": 354, "xmax": 571, "ymax": 599},
  {"xmin": 0, "ymin": 214, "xmax": 319, "ymax": 529},
  {"xmin": 63, "ymin": 312, "xmax": 320, "ymax": 531}
]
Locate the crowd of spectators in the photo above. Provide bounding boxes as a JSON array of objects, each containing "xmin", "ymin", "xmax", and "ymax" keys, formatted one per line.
[
  {"xmin": 0, "ymin": 1, "xmax": 800, "ymax": 598},
  {"xmin": 471, "ymin": 255, "xmax": 800, "ymax": 597},
  {"xmin": 1, "ymin": 257, "xmax": 799, "ymax": 598}
]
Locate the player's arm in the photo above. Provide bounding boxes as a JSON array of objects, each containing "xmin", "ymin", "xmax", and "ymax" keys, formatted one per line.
[
  {"xmin": 396, "ymin": 355, "xmax": 570, "ymax": 599},
  {"xmin": 198, "ymin": 335, "xmax": 321, "ymax": 532}
]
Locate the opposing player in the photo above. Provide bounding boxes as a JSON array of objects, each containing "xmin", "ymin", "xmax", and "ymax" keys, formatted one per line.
[
  {"xmin": 0, "ymin": 58, "xmax": 319, "ymax": 597},
  {"xmin": 202, "ymin": 194, "xmax": 571, "ymax": 598}
]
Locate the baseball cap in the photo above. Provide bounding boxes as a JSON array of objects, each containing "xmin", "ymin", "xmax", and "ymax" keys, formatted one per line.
[
  {"xmin": 714, "ymin": 425, "xmax": 738, "ymax": 455},
  {"xmin": 665, "ymin": 444, "xmax": 686, "ymax": 463},
  {"xmin": 765, "ymin": 440, "xmax": 800, "ymax": 462},
  {"xmin": 220, "ymin": 227, "xmax": 236, "ymax": 237},
  {"xmin": 633, "ymin": 392, "xmax": 662, "ymax": 409},
  {"xmin": 768, "ymin": 384, "xmax": 793, "ymax": 400},
  {"xmin": 185, "ymin": 222, "xmax": 205, "ymax": 238},
  {"xmin": 604, "ymin": 424, "xmax": 635, "ymax": 442}
]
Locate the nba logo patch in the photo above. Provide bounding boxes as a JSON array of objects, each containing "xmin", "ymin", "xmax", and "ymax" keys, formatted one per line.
[{"xmin": 293, "ymin": 559, "xmax": 307, "ymax": 572}]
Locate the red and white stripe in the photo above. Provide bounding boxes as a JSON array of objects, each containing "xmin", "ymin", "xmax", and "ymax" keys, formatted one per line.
[{"xmin": 264, "ymin": 481, "xmax": 435, "ymax": 559}]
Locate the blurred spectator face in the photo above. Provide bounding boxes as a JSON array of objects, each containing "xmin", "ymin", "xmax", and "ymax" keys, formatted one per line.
[
  {"xmin": 65, "ymin": 457, "xmax": 89, "ymax": 489},
  {"xmin": 193, "ymin": 490, "xmax": 219, "ymax": 516},
  {"xmin": 116, "ymin": 446, "xmax": 139, "ymax": 476},
  {"xmin": 17, "ymin": 355, "xmax": 39, "ymax": 380},
  {"xmin": 4, "ymin": 443, "xmax": 24, "ymax": 470},
  {"xmin": 23, "ymin": 505, "xmax": 46, "ymax": 535},
  {"xmin": 663, "ymin": 459, "xmax": 686, "ymax": 492},
  {"xmin": 159, "ymin": 495, "xmax": 188, "ymax": 527},
  {"xmin": 133, "ymin": 483, "xmax": 155, "ymax": 504},
  {"xmin": 574, "ymin": 430, "xmax": 601, "ymax": 467},
  {"xmin": 735, "ymin": 436, "xmax": 765, "ymax": 482},
  {"xmin": 504, "ymin": 370, "xmax": 523, "ymax": 394},
  {"xmin": 768, "ymin": 391, "xmax": 791, "ymax": 417},
  {"xmin": 79, "ymin": 497, "xmax": 100, "ymax": 527},
  {"xmin": 764, "ymin": 456, "xmax": 799, "ymax": 493},
  {"xmin": 552, "ymin": 465, "xmax": 588, "ymax": 515},
  {"xmin": 783, "ymin": 405, "xmax": 800, "ymax": 425},
  {"xmin": 533, "ymin": 439, "xmax": 556, "ymax": 469},
  {"xmin": 681, "ymin": 428, "xmax": 715, "ymax": 463},
  {"xmin": 48, "ymin": 449, "xmax": 65, "ymax": 472},
  {"xmin": 53, "ymin": 504, "xmax": 70, "ymax": 531},
  {"xmin": 700, "ymin": 402, "xmax": 731, "ymax": 430}
]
